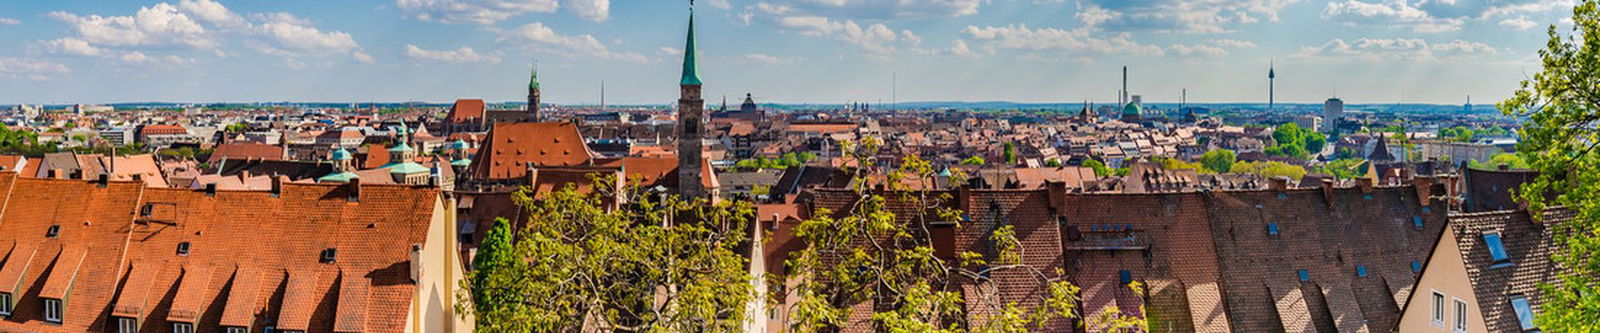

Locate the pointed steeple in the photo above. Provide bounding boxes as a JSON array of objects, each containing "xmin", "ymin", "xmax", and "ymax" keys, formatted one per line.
[
  {"xmin": 528, "ymin": 61, "xmax": 540, "ymax": 90},
  {"xmin": 680, "ymin": 4, "xmax": 702, "ymax": 86}
]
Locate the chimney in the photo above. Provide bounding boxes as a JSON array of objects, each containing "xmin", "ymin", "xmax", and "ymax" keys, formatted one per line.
[
  {"xmin": 1409, "ymin": 177, "xmax": 1433, "ymax": 205},
  {"xmin": 96, "ymin": 173, "xmax": 109, "ymax": 188},
  {"xmin": 525, "ymin": 166, "xmax": 540, "ymax": 187},
  {"xmin": 204, "ymin": 183, "xmax": 217, "ymax": 197},
  {"xmin": 1269, "ymin": 176, "xmax": 1290, "ymax": 191},
  {"xmin": 1356, "ymin": 177, "xmax": 1374, "ymax": 193},
  {"xmin": 1320, "ymin": 178, "xmax": 1335, "ymax": 208},
  {"xmin": 408, "ymin": 243, "xmax": 425, "ymax": 283},
  {"xmin": 346, "ymin": 178, "xmax": 361, "ymax": 202},
  {"xmin": 1046, "ymin": 181, "xmax": 1067, "ymax": 211},
  {"xmin": 270, "ymin": 176, "xmax": 285, "ymax": 198}
]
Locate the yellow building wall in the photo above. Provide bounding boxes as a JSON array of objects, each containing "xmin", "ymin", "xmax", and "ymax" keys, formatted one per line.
[{"xmin": 1398, "ymin": 233, "xmax": 1489, "ymax": 333}]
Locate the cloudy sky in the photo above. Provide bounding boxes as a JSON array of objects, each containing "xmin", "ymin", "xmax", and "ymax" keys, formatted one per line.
[{"xmin": 0, "ymin": 0, "xmax": 1577, "ymax": 105}]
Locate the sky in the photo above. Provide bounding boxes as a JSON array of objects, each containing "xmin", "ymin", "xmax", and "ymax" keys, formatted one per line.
[{"xmin": 0, "ymin": 0, "xmax": 1579, "ymax": 106}]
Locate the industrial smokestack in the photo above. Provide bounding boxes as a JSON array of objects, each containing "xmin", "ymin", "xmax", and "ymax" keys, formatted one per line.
[{"xmin": 1121, "ymin": 66, "xmax": 1128, "ymax": 106}]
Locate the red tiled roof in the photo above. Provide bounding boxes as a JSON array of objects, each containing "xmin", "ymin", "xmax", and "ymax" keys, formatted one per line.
[
  {"xmin": 469, "ymin": 122, "xmax": 594, "ymax": 180},
  {"xmin": 209, "ymin": 143, "xmax": 286, "ymax": 164},
  {"xmin": 447, "ymin": 99, "xmax": 486, "ymax": 123},
  {"xmin": 0, "ymin": 174, "xmax": 444, "ymax": 332}
]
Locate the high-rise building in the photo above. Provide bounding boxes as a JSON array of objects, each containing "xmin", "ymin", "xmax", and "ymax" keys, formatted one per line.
[
  {"xmin": 1324, "ymin": 97, "xmax": 1344, "ymax": 135},
  {"xmin": 676, "ymin": 5, "xmax": 707, "ymax": 200}
]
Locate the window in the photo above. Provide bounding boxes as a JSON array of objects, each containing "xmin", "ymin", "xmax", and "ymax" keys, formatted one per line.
[
  {"xmin": 1510, "ymin": 295, "xmax": 1537, "ymax": 331},
  {"xmin": 1118, "ymin": 270, "xmax": 1132, "ymax": 285},
  {"xmin": 1356, "ymin": 265, "xmax": 1368, "ymax": 278},
  {"xmin": 173, "ymin": 322, "xmax": 195, "ymax": 333},
  {"xmin": 320, "ymin": 248, "xmax": 337, "ymax": 263},
  {"xmin": 45, "ymin": 225, "xmax": 60, "ymax": 238},
  {"xmin": 43, "ymin": 298, "xmax": 61, "ymax": 324},
  {"xmin": 1297, "ymin": 269, "xmax": 1310, "ymax": 282},
  {"xmin": 1431, "ymin": 291, "xmax": 1446, "ymax": 327},
  {"xmin": 117, "ymin": 317, "xmax": 136, "ymax": 333},
  {"xmin": 224, "ymin": 327, "xmax": 248, "ymax": 333},
  {"xmin": 177, "ymin": 242, "xmax": 191, "ymax": 256},
  {"xmin": 1412, "ymin": 261, "xmax": 1423, "ymax": 273},
  {"xmin": 1413, "ymin": 217, "xmax": 1424, "ymax": 229},
  {"xmin": 1267, "ymin": 223, "xmax": 1280, "ymax": 236},
  {"xmin": 1453, "ymin": 298, "xmax": 1468, "ymax": 332},
  {"xmin": 0, "ymin": 292, "xmax": 11, "ymax": 316},
  {"xmin": 1484, "ymin": 232, "xmax": 1512, "ymax": 267}
]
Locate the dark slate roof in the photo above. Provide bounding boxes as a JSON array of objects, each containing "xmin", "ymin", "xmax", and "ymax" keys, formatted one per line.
[
  {"xmin": 1446, "ymin": 209, "xmax": 1572, "ymax": 333},
  {"xmin": 214, "ymin": 159, "xmax": 334, "ymax": 181}
]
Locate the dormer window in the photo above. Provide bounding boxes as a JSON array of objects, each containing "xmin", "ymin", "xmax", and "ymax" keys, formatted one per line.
[
  {"xmin": 1484, "ymin": 232, "xmax": 1512, "ymax": 268},
  {"xmin": 116, "ymin": 317, "xmax": 136, "ymax": 333},
  {"xmin": 224, "ymin": 327, "xmax": 248, "ymax": 333},
  {"xmin": 0, "ymin": 292, "xmax": 11, "ymax": 316},
  {"xmin": 43, "ymin": 298, "xmax": 61, "ymax": 323},
  {"xmin": 1413, "ymin": 217, "xmax": 1424, "ymax": 230},
  {"xmin": 173, "ymin": 322, "xmax": 195, "ymax": 333},
  {"xmin": 45, "ymin": 225, "xmax": 60, "ymax": 238}
]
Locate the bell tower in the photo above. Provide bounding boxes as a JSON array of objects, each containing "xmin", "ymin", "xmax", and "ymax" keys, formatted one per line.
[
  {"xmin": 528, "ymin": 61, "xmax": 542, "ymax": 122},
  {"xmin": 676, "ymin": 3, "xmax": 706, "ymax": 199}
]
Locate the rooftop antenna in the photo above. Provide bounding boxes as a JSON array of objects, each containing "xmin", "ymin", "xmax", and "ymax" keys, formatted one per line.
[
  {"xmin": 1121, "ymin": 65, "xmax": 1128, "ymax": 106},
  {"xmin": 1180, "ymin": 88, "xmax": 1186, "ymax": 114},
  {"xmin": 600, "ymin": 79, "xmax": 606, "ymax": 110}
]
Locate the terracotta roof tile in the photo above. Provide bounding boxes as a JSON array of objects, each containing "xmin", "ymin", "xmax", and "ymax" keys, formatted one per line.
[
  {"xmin": 166, "ymin": 265, "xmax": 216, "ymax": 323},
  {"xmin": 38, "ymin": 246, "xmax": 87, "ymax": 300},
  {"xmin": 111, "ymin": 261, "xmax": 163, "ymax": 318},
  {"xmin": 469, "ymin": 122, "xmax": 594, "ymax": 180},
  {"xmin": 219, "ymin": 266, "xmax": 264, "ymax": 327},
  {"xmin": 333, "ymin": 269, "xmax": 371, "ymax": 333}
]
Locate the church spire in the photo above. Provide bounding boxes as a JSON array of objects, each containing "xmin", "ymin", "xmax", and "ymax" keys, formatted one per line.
[
  {"xmin": 680, "ymin": 3, "xmax": 702, "ymax": 86},
  {"xmin": 527, "ymin": 59, "xmax": 542, "ymax": 121},
  {"xmin": 528, "ymin": 61, "xmax": 540, "ymax": 90}
]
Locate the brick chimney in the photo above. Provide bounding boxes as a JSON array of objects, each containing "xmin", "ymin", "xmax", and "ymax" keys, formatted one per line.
[
  {"xmin": 1411, "ymin": 177, "xmax": 1434, "ymax": 206},
  {"xmin": 1046, "ymin": 181, "xmax": 1067, "ymax": 210},
  {"xmin": 1320, "ymin": 178, "xmax": 1335, "ymax": 208},
  {"xmin": 270, "ymin": 175, "xmax": 285, "ymax": 198},
  {"xmin": 346, "ymin": 177, "xmax": 362, "ymax": 202},
  {"xmin": 1269, "ymin": 176, "xmax": 1290, "ymax": 191},
  {"xmin": 1356, "ymin": 177, "xmax": 1374, "ymax": 193}
]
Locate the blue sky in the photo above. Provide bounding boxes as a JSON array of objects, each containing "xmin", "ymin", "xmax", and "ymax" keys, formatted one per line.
[{"xmin": 0, "ymin": 0, "xmax": 1577, "ymax": 105}]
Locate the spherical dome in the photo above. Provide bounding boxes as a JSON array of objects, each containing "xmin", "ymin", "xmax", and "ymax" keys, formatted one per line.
[{"xmin": 1122, "ymin": 102, "xmax": 1142, "ymax": 116}]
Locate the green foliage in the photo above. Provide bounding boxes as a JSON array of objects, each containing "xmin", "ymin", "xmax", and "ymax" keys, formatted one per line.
[
  {"xmin": 1082, "ymin": 159, "xmax": 1110, "ymax": 177},
  {"xmin": 0, "ymin": 124, "xmax": 55, "ymax": 156},
  {"xmin": 470, "ymin": 218, "xmax": 515, "ymax": 316},
  {"xmin": 960, "ymin": 155, "xmax": 986, "ymax": 166},
  {"xmin": 1154, "ymin": 156, "xmax": 1209, "ymax": 174},
  {"xmin": 1437, "ymin": 126, "xmax": 1478, "ymax": 143},
  {"xmin": 1316, "ymin": 158, "xmax": 1365, "ymax": 179},
  {"xmin": 1265, "ymin": 123, "xmax": 1326, "ymax": 159},
  {"xmin": 1502, "ymin": 2, "xmax": 1600, "ymax": 330},
  {"xmin": 1230, "ymin": 161, "xmax": 1308, "ymax": 181},
  {"xmin": 1468, "ymin": 152, "xmax": 1531, "ymax": 170},
  {"xmin": 1114, "ymin": 167, "xmax": 1132, "ymax": 177},
  {"xmin": 1003, "ymin": 142, "xmax": 1017, "ymax": 165},
  {"xmin": 458, "ymin": 178, "xmax": 756, "ymax": 332},
  {"xmin": 1199, "ymin": 149, "xmax": 1237, "ymax": 173},
  {"xmin": 1044, "ymin": 158, "xmax": 1062, "ymax": 167},
  {"xmin": 735, "ymin": 152, "xmax": 815, "ymax": 171},
  {"xmin": 785, "ymin": 137, "xmax": 1100, "ymax": 332}
]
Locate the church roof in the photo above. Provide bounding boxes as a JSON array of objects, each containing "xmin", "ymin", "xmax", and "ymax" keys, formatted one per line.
[
  {"xmin": 680, "ymin": 10, "xmax": 702, "ymax": 86},
  {"xmin": 528, "ymin": 63, "xmax": 540, "ymax": 90},
  {"xmin": 317, "ymin": 171, "xmax": 358, "ymax": 183}
]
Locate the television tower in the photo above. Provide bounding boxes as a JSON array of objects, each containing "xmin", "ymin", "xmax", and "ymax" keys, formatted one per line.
[{"xmin": 1268, "ymin": 60, "xmax": 1276, "ymax": 112}]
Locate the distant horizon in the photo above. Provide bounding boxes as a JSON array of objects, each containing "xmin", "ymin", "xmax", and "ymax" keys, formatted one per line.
[{"xmin": 4, "ymin": 100, "xmax": 1499, "ymax": 109}]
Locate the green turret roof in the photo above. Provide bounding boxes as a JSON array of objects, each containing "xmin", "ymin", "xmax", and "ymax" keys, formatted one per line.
[
  {"xmin": 318, "ymin": 172, "xmax": 358, "ymax": 183},
  {"xmin": 331, "ymin": 148, "xmax": 353, "ymax": 161},
  {"xmin": 386, "ymin": 162, "xmax": 430, "ymax": 175},
  {"xmin": 680, "ymin": 9, "xmax": 702, "ymax": 86}
]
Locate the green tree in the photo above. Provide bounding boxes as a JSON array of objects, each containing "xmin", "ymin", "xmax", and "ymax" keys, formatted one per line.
[
  {"xmin": 1002, "ymin": 141, "xmax": 1017, "ymax": 165},
  {"xmin": 458, "ymin": 179, "xmax": 756, "ymax": 331},
  {"xmin": 1316, "ymin": 159, "xmax": 1365, "ymax": 180},
  {"xmin": 960, "ymin": 155, "xmax": 986, "ymax": 166},
  {"xmin": 786, "ymin": 137, "xmax": 1091, "ymax": 332},
  {"xmin": 470, "ymin": 218, "xmax": 515, "ymax": 317},
  {"xmin": 1082, "ymin": 159, "xmax": 1110, "ymax": 177},
  {"xmin": 1044, "ymin": 158, "xmax": 1062, "ymax": 167},
  {"xmin": 1502, "ymin": 2, "xmax": 1600, "ymax": 330},
  {"xmin": 1199, "ymin": 149, "xmax": 1237, "ymax": 173},
  {"xmin": 1468, "ymin": 152, "xmax": 1531, "ymax": 170},
  {"xmin": 1231, "ymin": 161, "xmax": 1308, "ymax": 181}
]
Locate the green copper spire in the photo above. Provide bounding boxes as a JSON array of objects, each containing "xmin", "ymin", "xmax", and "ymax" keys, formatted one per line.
[
  {"xmin": 680, "ymin": 6, "xmax": 702, "ymax": 86},
  {"xmin": 528, "ymin": 61, "xmax": 540, "ymax": 90}
]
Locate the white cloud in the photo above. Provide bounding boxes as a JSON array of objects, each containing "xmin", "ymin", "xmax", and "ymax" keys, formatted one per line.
[
  {"xmin": 963, "ymin": 24, "xmax": 1164, "ymax": 57},
  {"xmin": 45, "ymin": 38, "xmax": 107, "ymax": 56},
  {"xmin": 497, "ymin": 22, "xmax": 648, "ymax": 63},
  {"xmin": 0, "ymin": 18, "xmax": 20, "ymax": 25},
  {"xmin": 48, "ymin": 3, "xmax": 215, "ymax": 49},
  {"xmin": 404, "ymin": 44, "xmax": 502, "ymax": 63},
  {"xmin": 1292, "ymin": 37, "xmax": 1499, "ymax": 63},
  {"xmin": 747, "ymin": 0, "xmax": 982, "ymax": 20},
  {"xmin": 1211, "ymin": 39, "xmax": 1258, "ymax": 49},
  {"xmin": 44, "ymin": 1, "xmax": 369, "ymax": 65},
  {"xmin": 353, "ymin": 51, "xmax": 376, "ymax": 63},
  {"xmin": 911, "ymin": 39, "xmax": 980, "ymax": 58},
  {"xmin": 564, "ymin": 0, "xmax": 610, "ymax": 22},
  {"xmin": 396, "ymin": 0, "xmax": 559, "ymax": 24},
  {"xmin": 1499, "ymin": 17, "xmax": 1538, "ymax": 30},
  {"xmin": 741, "ymin": 53, "xmax": 802, "ymax": 64},
  {"xmin": 1169, "ymin": 44, "xmax": 1228, "ymax": 57},
  {"xmin": 1322, "ymin": 0, "xmax": 1462, "ymax": 33},
  {"xmin": 1076, "ymin": 0, "xmax": 1302, "ymax": 34},
  {"xmin": 0, "ymin": 57, "xmax": 69, "ymax": 80}
]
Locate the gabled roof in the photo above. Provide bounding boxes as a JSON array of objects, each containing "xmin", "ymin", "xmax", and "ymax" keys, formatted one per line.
[
  {"xmin": 447, "ymin": 99, "xmax": 487, "ymax": 123},
  {"xmin": 1439, "ymin": 209, "xmax": 1571, "ymax": 332},
  {"xmin": 209, "ymin": 143, "xmax": 286, "ymax": 164},
  {"xmin": 468, "ymin": 122, "xmax": 594, "ymax": 180}
]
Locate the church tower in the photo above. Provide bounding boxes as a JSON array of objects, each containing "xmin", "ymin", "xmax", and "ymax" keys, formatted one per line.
[
  {"xmin": 528, "ymin": 61, "xmax": 542, "ymax": 122},
  {"xmin": 676, "ymin": 4, "xmax": 707, "ymax": 199}
]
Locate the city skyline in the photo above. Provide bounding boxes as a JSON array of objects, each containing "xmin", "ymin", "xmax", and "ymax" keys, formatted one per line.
[{"xmin": 0, "ymin": 0, "xmax": 1577, "ymax": 105}]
